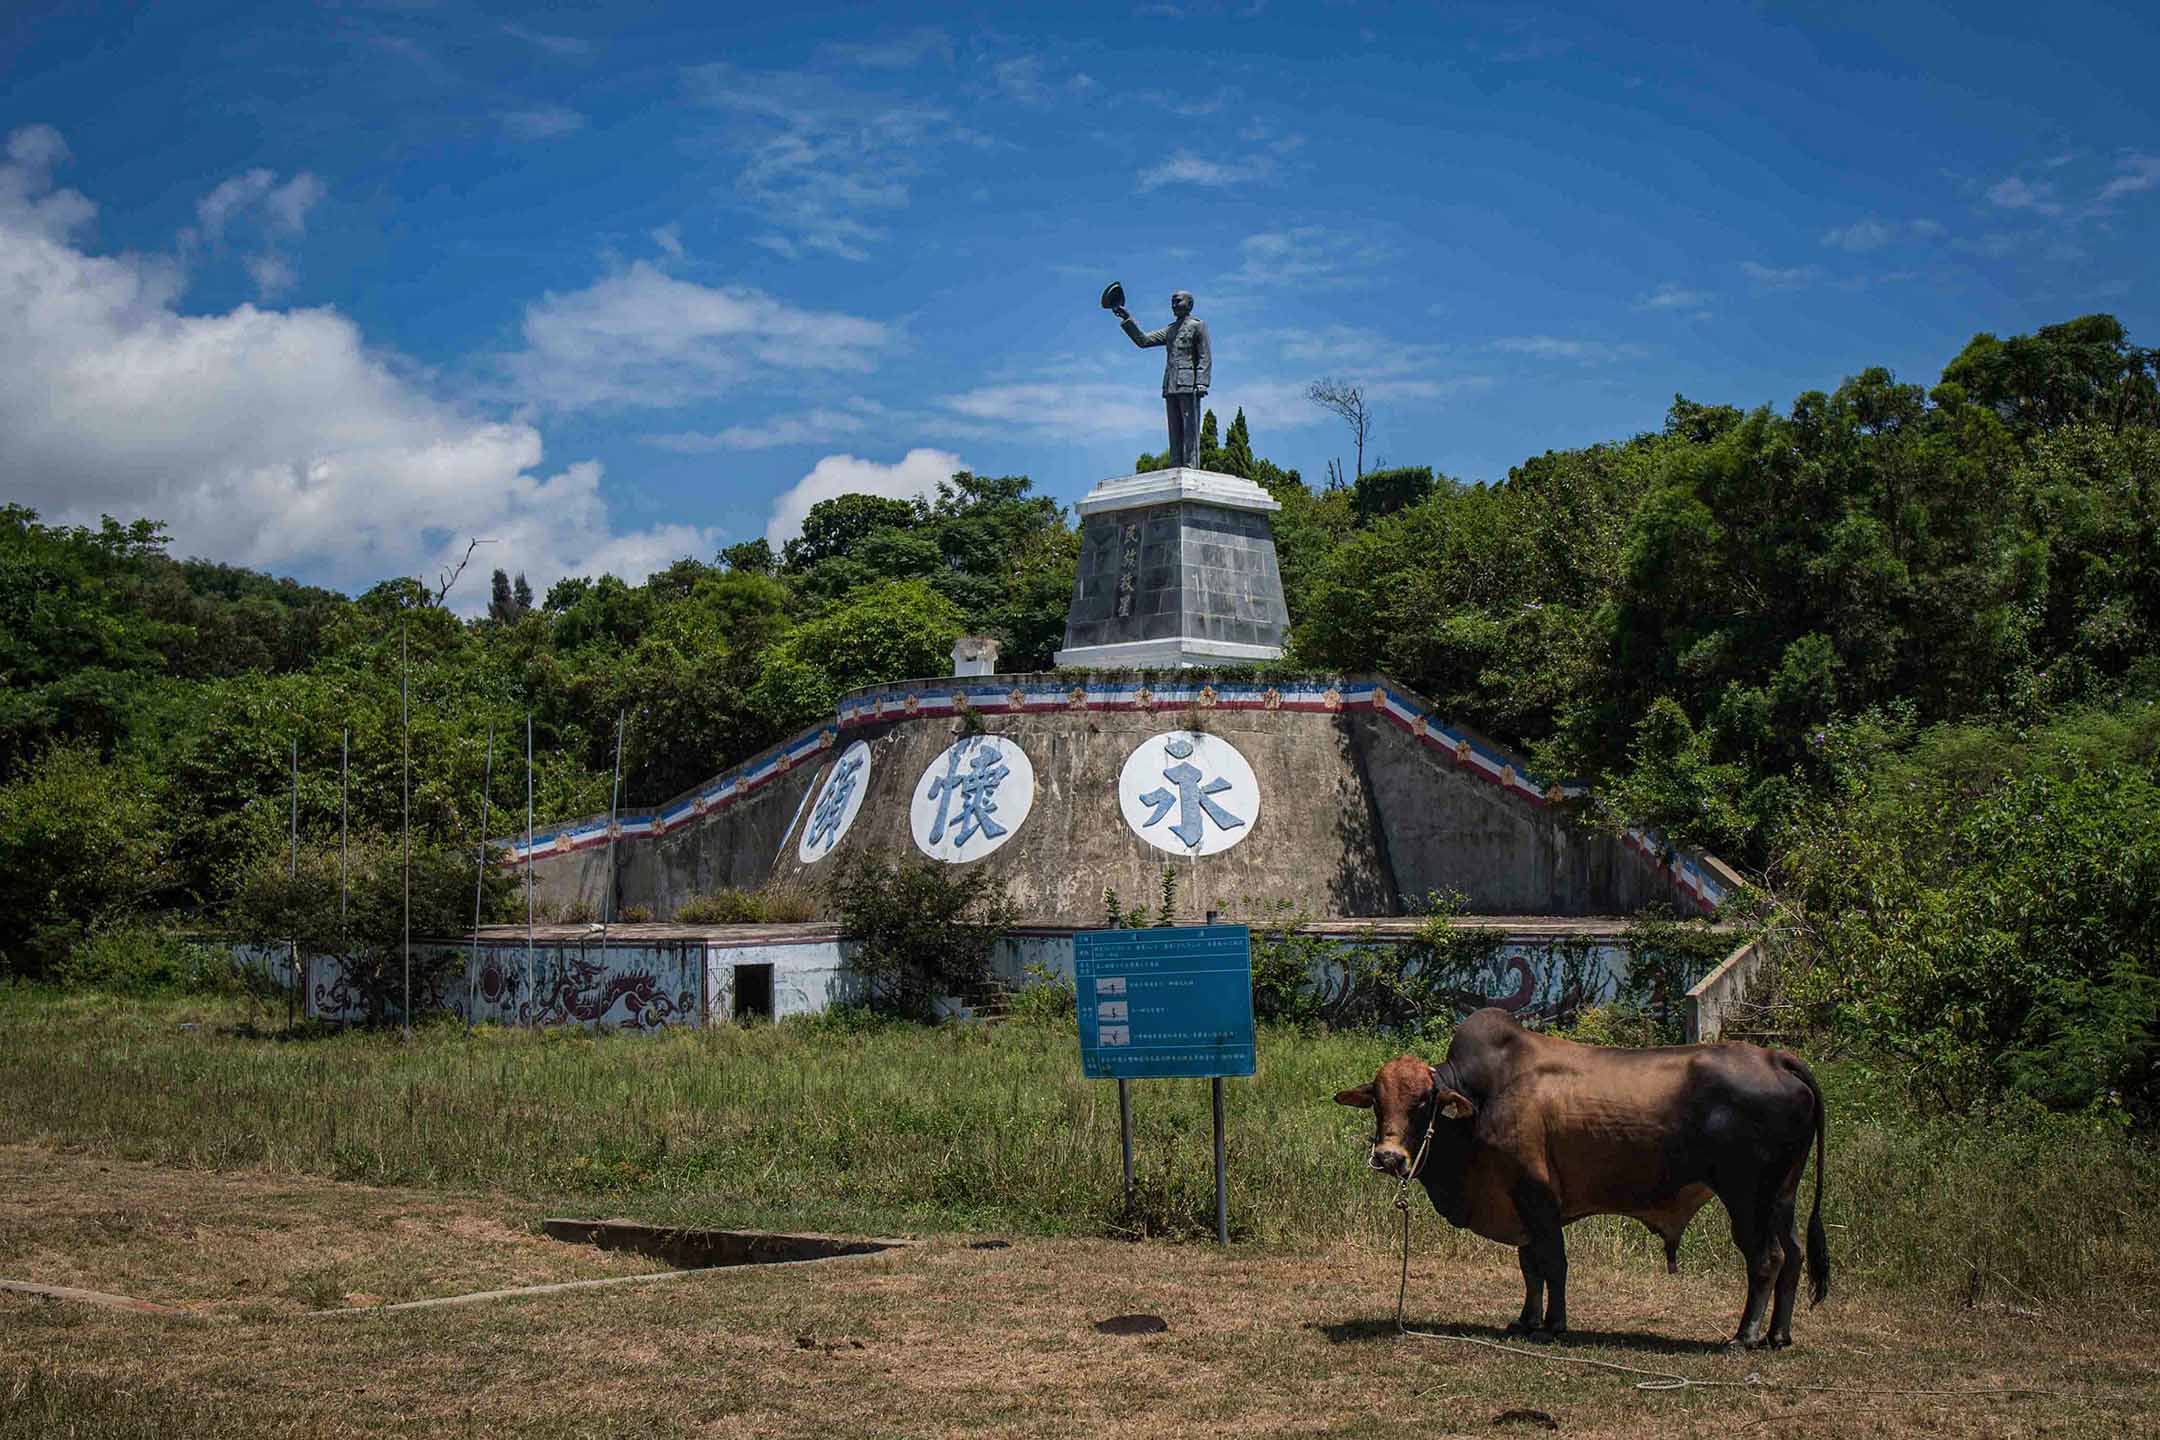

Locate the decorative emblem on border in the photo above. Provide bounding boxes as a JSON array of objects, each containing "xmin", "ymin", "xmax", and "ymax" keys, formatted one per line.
[
  {"xmin": 1068, "ymin": 686, "xmax": 1089, "ymax": 711},
  {"xmin": 1135, "ymin": 686, "xmax": 1154, "ymax": 710},
  {"xmin": 1198, "ymin": 684, "xmax": 1218, "ymax": 708},
  {"xmin": 1009, "ymin": 687, "xmax": 1028, "ymax": 712},
  {"xmin": 1371, "ymin": 690, "xmax": 1387, "ymax": 711},
  {"xmin": 903, "ymin": 693, "xmax": 920, "ymax": 715},
  {"xmin": 1501, "ymin": 765, "xmax": 1517, "ymax": 789},
  {"xmin": 1455, "ymin": 738, "xmax": 1473, "ymax": 764},
  {"xmin": 951, "ymin": 690, "xmax": 970, "ymax": 712},
  {"xmin": 1322, "ymin": 686, "xmax": 1342, "ymax": 711},
  {"xmin": 1411, "ymin": 714, "xmax": 1429, "ymax": 737},
  {"xmin": 1262, "ymin": 687, "xmax": 1281, "ymax": 710}
]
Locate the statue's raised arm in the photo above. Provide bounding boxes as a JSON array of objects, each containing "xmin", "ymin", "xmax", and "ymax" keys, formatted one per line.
[{"xmin": 1103, "ymin": 285, "xmax": 1212, "ymax": 469}]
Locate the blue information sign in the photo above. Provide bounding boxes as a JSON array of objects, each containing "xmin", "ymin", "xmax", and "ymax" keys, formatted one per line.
[{"xmin": 1075, "ymin": 925, "xmax": 1256, "ymax": 1080}]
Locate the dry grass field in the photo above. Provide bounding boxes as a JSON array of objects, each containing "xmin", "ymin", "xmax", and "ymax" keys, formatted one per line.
[{"xmin": 5, "ymin": 1145, "xmax": 2152, "ymax": 1439}]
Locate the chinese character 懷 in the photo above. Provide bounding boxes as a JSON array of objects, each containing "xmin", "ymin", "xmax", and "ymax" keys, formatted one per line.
[{"xmin": 927, "ymin": 740, "xmax": 1010, "ymax": 847}]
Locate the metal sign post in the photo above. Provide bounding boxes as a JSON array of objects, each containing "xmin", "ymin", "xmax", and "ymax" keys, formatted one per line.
[{"xmin": 1076, "ymin": 924, "xmax": 1255, "ymax": 1246}]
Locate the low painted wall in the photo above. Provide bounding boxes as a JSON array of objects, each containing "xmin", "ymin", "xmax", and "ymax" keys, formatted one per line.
[{"xmin": 246, "ymin": 923, "xmax": 1715, "ymax": 1034}]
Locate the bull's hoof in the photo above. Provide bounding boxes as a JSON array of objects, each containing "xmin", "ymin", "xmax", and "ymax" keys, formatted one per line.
[
  {"xmin": 1506, "ymin": 1319, "xmax": 1538, "ymax": 1337},
  {"xmin": 1525, "ymin": 1328, "xmax": 1557, "ymax": 1345}
]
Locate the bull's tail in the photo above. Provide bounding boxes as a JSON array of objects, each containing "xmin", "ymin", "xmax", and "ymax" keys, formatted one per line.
[{"xmin": 1796, "ymin": 1059, "xmax": 1831, "ymax": 1306}]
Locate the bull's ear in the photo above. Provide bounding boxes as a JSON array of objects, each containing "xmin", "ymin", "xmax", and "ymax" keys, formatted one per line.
[
  {"xmin": 1333, "ymin": 1085, "xmax": 1376, "ymax": 1109},
  {"xmin": 1435, "ymin": 1088, "xmax": 1476, "ymax": 1120}
]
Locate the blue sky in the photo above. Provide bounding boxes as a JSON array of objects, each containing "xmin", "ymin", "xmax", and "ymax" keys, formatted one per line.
[{"xmin": 4, "ymin": 1, "xmax": 2156, "ymax": 605}]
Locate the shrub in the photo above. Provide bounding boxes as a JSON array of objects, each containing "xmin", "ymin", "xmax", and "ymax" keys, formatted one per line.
[
  {"xmin": 1782, "ymin": 722, "xmax": 2160, "ymax": 1123},
  {"xmin": 829, "ymin": 849, "xmax": 1018, "ymax": 1019},
  {"xmin": 0, "ymin": 745, "xmax": 171, "ymax": 977},
  {"xmin": 54, "ymin": 926, "xmax": 254, "ymax": 997},
  {"xmin": 617, "ymin": 903, "xmax": 654, "ymax": 924},
  {"xmin": 1556, "ymin": 1003, "xmax": 1662, "ymax": 1049},
  {"xmin": 555, "ymin": 897, "xmax": 599, "ymax": 924},
  {"xmin": 1008, "ymin": 958, "xmax": 1076, "ymax": 1028}
]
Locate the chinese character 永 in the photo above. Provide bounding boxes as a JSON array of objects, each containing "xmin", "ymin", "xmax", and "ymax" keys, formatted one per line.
[{"xmin": 1137, "ymin": 736, "xmax": 1246, "ymax": 849}]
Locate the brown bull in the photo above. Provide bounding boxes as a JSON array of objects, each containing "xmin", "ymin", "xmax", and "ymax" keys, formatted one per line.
[{"xmin": 1336, "ymin": 1007, "xmax": 1829, "ymax": 1349}]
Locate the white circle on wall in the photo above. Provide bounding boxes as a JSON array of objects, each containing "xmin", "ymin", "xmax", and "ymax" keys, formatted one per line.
[
  {"xmin": 798, "ymin": 740, "xmax": 873, "ymax": 864},
  {"xmin": 909, "ymin": 734, "xmax": 1035, "ymax": 864},
  {"xmin": 1119, "ymin": 731, "xmax": 1261, "ymax": 857}
]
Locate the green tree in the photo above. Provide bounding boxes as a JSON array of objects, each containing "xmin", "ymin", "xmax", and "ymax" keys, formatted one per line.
[
  {"xmin": 0, "ymin": 745, "xmax": 171, "ymax": 976},
  {"xmin": 1221, "ymin": 407, "xmax": 1255, "ymax": 477},
  {"xmin": 783, "ymin": 494, "xmax": 924, "ymax": 571}
]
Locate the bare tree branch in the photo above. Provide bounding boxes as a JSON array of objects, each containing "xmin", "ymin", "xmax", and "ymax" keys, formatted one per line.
[
  {"xmin": 1306, "ymin": 378, "xmax": 1372, "ymax": 480},
  {"xmin": 433, "ymin": 538, "xmax": 497, "ymax": 606}
]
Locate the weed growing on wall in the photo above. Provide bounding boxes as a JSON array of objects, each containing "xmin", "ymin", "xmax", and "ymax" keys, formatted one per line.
[{"xmin": 675, "ymin": 886, "xmax": 817, "ymax": 925}]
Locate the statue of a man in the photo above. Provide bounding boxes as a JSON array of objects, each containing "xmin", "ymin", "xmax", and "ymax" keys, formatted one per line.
[{"xmin": 1112, "ymin": 290, "xmax": 1212, "ymax": 469}]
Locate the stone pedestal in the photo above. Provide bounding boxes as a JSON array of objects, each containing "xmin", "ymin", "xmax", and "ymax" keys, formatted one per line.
[{"xmin": 1054, "ymin": 467, "xmax": 1290, "ymax": 669}]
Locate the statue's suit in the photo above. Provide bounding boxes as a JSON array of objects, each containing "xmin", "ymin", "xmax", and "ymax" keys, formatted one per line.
[{"xmin": 1121, "ymin": 312, "xmax": 1212, "ymax": 468}]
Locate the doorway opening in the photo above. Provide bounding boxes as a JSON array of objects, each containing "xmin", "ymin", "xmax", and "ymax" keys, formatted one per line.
[{"xmin": 733, "ymin": 963, "xmax": 774, "ymax": 1022}]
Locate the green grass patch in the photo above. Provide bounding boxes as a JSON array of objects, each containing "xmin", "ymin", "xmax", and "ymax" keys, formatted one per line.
[{"xmin": 0, "ymin": 985, "xmax": 2153, "ymax": 1306}]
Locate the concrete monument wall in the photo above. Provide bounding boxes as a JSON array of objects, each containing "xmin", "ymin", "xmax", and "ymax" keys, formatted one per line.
[{"xmin": 508, "ymin": 672, "xmax": 1737, "ymax": 925}]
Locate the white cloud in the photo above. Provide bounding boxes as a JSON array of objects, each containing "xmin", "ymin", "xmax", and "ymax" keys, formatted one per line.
[
  {"xmin": 1230, "ymin": 227, "xmax": 1385, "ymax": 290},
  {"xmin": 263, "ymin": 173, "xmax": 323, "ymax": 232},
  {"xmin": 500, "ymin": 106, "xmax": 586, "ymax": 141},
  {"xmin": 0, "ymin": 124, "xmax": 95, "ymax": 238},
  {"xmin": 1489, "ymin": 335, "xmax": 1645, "ymax": 364},
  {"xmin": 0, "ymin": 126, "xmax": 710, "ymax": 610},
  {"xmin": 1986, "ymin": 175, "xmax": 2063, "ymax": 216},
  {"xmin": 1821, "ymin": 218, "xmax": 1892, "ymax": 252},
  {"xmin": 197, "ymin": 168, "xmax": 320, "ymax": 242},
  {"xmin": 505, "ymin": 260, "xmax": 890, "ymax": 412},
  {"xmin": 823, "ymin": 29, "xmax": 953, "ymax": 69},
  {"xmin": 643, "ymin": 401, "xmax": 888, "ymax": 452},
  {"xmin": 189, "ymin": 167, "xmax": 322, "ymax": 298},
  {"xmin": 1635, "ymin": 282, "xmax": 1711, "ymax": 315},
  {"xmin": 1740, "ymin": 260, "xmax": 1818, "ymax": 290},
  {"xmin": 764, "ymin": 448, "xmax": 962, "ymax": 546},
  {"xmin": 650, "ymin": 223, "xmax": 684, "ymax": 259},
  {"xmin": 682, "ymin": 63, "xmax": 985, "ymax": 260},
  {"xmin": 2096, "ymin": 152, "xmax": 2160, "ymax": 206},
  {"xmin": 940, "ymin": 381, "xmax": 1162, "ymax": 439},
  {"xmin": 244, "ymin": 252, "xmax": 297, "ymax": 297},
  {"xmin": 501, "ymin": 24, "xmax": 591, "ymax": 58},
  {"xmin": 991, "ymin": 55, "xmax": 1071, "ymax": 104},
  {"xmin": 1138, "ymin": 148, "xmax": 1274, "ymax": 191}
]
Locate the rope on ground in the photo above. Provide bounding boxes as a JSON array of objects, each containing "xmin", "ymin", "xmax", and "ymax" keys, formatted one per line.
[{"xmin": 1385, "ymin": 1123, "xmax": 2057, "ymax": 1400}]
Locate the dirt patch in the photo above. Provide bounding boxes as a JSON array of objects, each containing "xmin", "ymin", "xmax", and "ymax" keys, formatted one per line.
[
  {"xmin": 0, "ymin": 1145, "xmax": 656, "ymax": 1316},
  {"xmin": 3, "ymin": 1145, "xmax": 2154, "ymax": 1438}
]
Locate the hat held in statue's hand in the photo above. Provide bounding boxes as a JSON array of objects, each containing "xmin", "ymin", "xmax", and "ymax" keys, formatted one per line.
[{"xmin": 1100, "ymin": 281, "xmax": 1126, "ymax": 311}]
